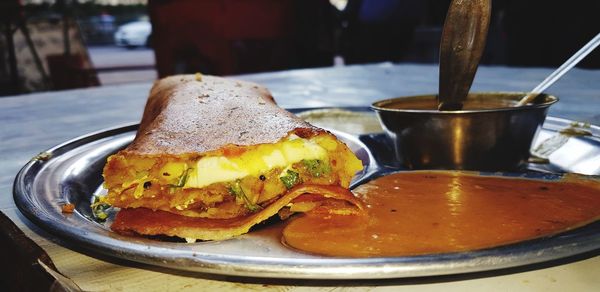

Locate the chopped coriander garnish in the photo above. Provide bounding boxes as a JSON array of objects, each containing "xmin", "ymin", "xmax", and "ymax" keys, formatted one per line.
[
  {"xmin": 168, "ymin": 168, "xmax": 193, "ymax": 192},
  {"xmin": 91, "ymin": 196, "xmax": 111, "ymax": 222},
  {"xmin": 302, "ymin": 159, "xmax": 331, "ymax": 177},
  {"xmin": 228, "ymin": 180, "xmax": 261, "ymax": 212},
  {"xmin": 280, "ymin": 170, "xmax": 300, "ymax": 189}
]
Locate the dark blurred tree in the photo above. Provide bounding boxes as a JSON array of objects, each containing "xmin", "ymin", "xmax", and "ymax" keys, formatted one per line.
[
  {"xmin": 503, "ymin": 0, "xmax": 599, "ymax": 68},
  {"xmin": 340, "ymin": 0, "xmax": 427, "ymax": 64}
]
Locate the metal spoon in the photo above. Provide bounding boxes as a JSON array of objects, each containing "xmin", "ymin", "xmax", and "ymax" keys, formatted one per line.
[
  {"xmin": 516, "ymin": 32, "xmax": 600, "ymax": 106},
  {"xmin": 438, "ymin": 0, "xmax": 491, "ymax": 111}
]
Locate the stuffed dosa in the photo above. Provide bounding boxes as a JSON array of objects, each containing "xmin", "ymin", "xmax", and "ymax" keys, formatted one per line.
[{"xmin": 101, "ymin": 74, "xmax": 363, "ymax": 241}]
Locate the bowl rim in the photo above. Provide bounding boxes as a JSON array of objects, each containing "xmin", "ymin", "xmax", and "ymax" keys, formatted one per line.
[{"xmin": 371, "ymin": 91, "xmax": 558, "ymax": 114}]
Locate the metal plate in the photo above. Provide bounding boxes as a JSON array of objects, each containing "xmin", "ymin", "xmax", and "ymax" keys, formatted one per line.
[{"xmin": 13, "ymin": 111, "xmax": 600, "ymax": 279}]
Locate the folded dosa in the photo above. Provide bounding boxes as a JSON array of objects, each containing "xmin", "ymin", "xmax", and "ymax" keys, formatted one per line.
[{"xmin": 102, "ymin": 74, "xmax": 363, "ymax": 241}]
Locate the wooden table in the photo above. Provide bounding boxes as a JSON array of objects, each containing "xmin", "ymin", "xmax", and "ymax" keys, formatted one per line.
[{"xmin": 1, "ymin": 63, "xmax": 600, "ymax": 291}]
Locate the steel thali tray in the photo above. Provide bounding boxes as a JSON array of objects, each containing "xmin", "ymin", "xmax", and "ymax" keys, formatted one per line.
[{"xmin": 13, "ymin": 108, "xmax": 600, "ymax": 279}]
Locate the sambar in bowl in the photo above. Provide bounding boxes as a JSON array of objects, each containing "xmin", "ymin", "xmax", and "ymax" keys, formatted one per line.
[{"xmin": 371, "ymin": 92, "xmax": 557, "ymax": 171}]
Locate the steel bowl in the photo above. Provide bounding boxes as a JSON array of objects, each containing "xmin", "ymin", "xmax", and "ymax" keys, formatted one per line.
[{"xmin": 371, "ymin": 92, "xmax": 558, "ymax": 171}]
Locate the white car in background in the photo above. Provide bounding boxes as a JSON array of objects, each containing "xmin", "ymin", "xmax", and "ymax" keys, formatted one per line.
[{"xmin": 114, "ymin": 20, "xmax": 152, "ymax": 48}]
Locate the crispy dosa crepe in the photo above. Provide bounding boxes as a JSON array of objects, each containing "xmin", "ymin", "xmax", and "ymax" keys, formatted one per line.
[{"xmin": 102, "ymin": 74, "xmax": 364, "ymax": 241}]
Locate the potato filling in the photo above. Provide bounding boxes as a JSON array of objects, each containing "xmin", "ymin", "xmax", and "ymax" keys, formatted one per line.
[{"xmin": 102, "ymin": 133, "xmax": 362, "ymax": 219}]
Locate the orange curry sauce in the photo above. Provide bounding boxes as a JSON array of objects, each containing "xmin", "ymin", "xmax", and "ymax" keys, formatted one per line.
[{"xmin": 282, "ymin": 171, "xmax": 600, "ymax": 257}]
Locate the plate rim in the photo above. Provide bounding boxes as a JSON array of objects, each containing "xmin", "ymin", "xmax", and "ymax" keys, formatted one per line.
[{"xmin": 12, "ymin": 112, "xmax": 600, "ymax": 280}]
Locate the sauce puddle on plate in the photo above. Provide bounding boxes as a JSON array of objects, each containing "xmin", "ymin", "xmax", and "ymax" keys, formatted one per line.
[{"xmin": 282, "ymin": 171, "xmax": 600, "ymax": 257}]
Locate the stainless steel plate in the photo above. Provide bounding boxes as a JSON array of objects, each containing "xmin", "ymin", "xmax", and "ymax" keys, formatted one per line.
[{"xmin": 13, "ymin": 112, "xmax": 600, "ymax": 279}]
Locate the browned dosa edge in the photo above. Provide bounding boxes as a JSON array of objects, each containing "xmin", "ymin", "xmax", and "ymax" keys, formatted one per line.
[
  {"xmin": 112, "ymin": 185, "xmax": 364, "ymax": 241},
  {"xmin": 123, "ymin": 74, "xmax": 323, "ymax": 156}
]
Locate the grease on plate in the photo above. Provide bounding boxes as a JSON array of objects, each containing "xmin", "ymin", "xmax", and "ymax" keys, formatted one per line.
[{"xmin": 297, "ymin": 108, "xmax": 382, "ymax": 135}]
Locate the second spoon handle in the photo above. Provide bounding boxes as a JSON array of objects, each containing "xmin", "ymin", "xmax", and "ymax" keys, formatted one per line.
[{"xmin": 517, "ymin": 32, "xmax": 600, "ymax": 106}]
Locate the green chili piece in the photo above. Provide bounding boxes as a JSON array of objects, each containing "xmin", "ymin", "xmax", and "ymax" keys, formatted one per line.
[{"xmin": 168, "ymin": 168, "xmax": 193, "ymax": 192}]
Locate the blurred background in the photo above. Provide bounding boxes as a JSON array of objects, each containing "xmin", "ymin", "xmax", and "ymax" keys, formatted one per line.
[{"xmin": 1, "ymin": 0, "xmax": 598, "ymax": 96}]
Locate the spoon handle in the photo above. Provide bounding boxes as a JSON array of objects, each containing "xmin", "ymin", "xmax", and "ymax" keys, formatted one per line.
[
  {"xmin": 438, "ymin": 0, "xmax": 491, "ymax": 111},
  {"xmin": 517, "ymin": 32, "xmax": 600, "ymax": 106}
]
